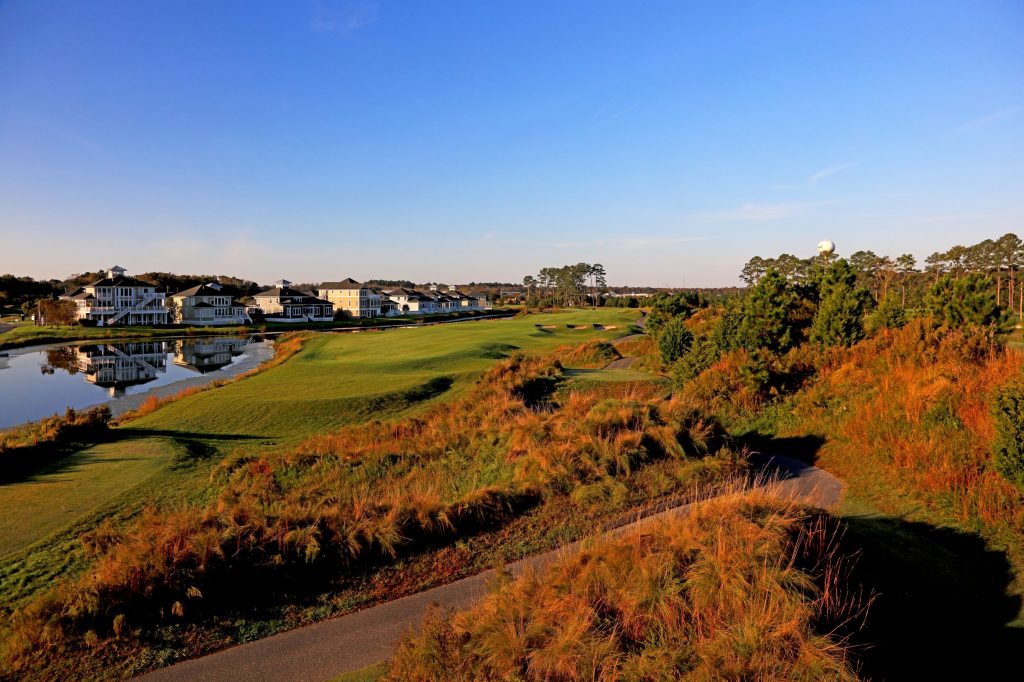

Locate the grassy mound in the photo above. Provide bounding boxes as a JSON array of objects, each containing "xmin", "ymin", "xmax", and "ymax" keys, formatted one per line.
[{"xmin": 554, "ymin": 340, "xmax": 621, "ymax": 369}]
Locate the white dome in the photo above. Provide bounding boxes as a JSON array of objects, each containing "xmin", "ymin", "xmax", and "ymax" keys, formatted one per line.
[{"xmin": 817, "ymin": 240, "xmax": 835, "ymax": 254}]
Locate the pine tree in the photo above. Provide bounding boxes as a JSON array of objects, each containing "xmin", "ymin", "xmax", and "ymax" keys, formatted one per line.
[
  {"xmin": 925, "ymin": 274, "xmax": 999, "ymax": 328},
  {"xmin": 809, "ymin": 260, "xmax": 872, "ymax": 347},
  {"xmin": 739, "ymin": 269, "xmax": 800, "ymax": 352}
]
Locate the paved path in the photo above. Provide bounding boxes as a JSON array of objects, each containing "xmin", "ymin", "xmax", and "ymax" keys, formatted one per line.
[
  {"xmin": 604, "ymin": 314, "xmax": 647, "ymax": 369},
  {"xmin": 0, "ymin": 322, "xmax": 14, "ymax": 336},
  {"xmin": 138, "ymin": 454, "xmax": 841, "ymax": 682},
  {"xmin": 605, "ymin": 355, "xmax": 638, "ymax": 370}
]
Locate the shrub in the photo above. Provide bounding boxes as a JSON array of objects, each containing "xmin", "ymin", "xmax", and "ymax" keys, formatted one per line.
[
  {"xmin": 992, "ymin": 378, "xmax": 1024, "ymax": 491},
  {"xmin": 657, "ymin": 316, "xmax": 694, "ymax": 364},
  {"xmin": 868, "ymin": 292, "xmax": 907, "ymax": 333},
  {"xmin": 0, "ymin": 405, "xmax": 112, "ymax": 481}
]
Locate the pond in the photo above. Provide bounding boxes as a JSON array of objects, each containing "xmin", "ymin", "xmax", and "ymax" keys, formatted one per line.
[{"xmin": 0, "ymin": 335, "xmax": 275, "ymax": 430}]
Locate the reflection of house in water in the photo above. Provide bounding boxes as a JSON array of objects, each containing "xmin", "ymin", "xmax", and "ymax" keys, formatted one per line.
[
  {"xmin": 174, "ymin": 338, "xmax": 250, "ymax": 374},
  {"xmin": 75, "ymin": 342, "xmax": 170, "ymax": 397}
]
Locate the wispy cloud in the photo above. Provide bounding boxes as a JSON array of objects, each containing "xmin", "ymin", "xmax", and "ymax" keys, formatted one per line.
[
  {"xmin": 688, "ymin": 201, "xmax": 832, "ymax": 223},
  {"xmin": 600, "ymin": 103, "xmax": 639, "ymax": 123},
  {"xmin": 948, "ymin": 106, "xmax": 1023, "ymax": 135},
  {"xmin": 310, "ymin": 1, "xmax": 378, "ymax": 36},
  {"xmin": 808, "ymin": 163, "xmax": 857, "ymax": 185}
]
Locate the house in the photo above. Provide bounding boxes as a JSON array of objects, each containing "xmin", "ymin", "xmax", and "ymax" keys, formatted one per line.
[
  {"xmin": 384, "ymin": 288, "xmax": 432, "ymax": 315},
  {"xmin": 464, "ymin": 290, "xmax": 491, "ymax": 310},
  {"xmin": 317, "ymin": 278, "xmax": 382, "ymax": 318},
  {"xmin": 251, "ymin": 280, "xmax": 334, "ymax": 322},
  {"xmin": 62, "ymin": 266, "xmax": 169, "ymax": 326},
  {"xmin": 376, "ymin": 292, "xmax": 402, "ymax": 317},
  {"xmin": 169, "ymin": 283, "xmax": 250, "ymax": 326},
  {"xmin": 420, "ymin": 289, "xmax": 457, "ymax": 313}
]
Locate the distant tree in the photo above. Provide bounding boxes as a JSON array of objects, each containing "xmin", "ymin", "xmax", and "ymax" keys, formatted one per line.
[
  {"xmin": 895, "ymin": 254, "xmax": 917, "ymax": 308},
  {"xmin": 997, "ymin": 233, "xmax": 1022, "ymax": 310},
  {"xmin": 809, "ymin": 260, "xmax": 872, "ymax": 347},
  {"xmin": 925, "ymin": 274, "xmax": 999, "ymax": 328},
  {"xmin": 739, "ymin": 270, "xmax": 800, "ymax": 352},
  {"xmin": 657, "ymin": 317, "xmax": 694, "ymax": 364},
  {"xmin": 740, "ymin": 256, "xmax": 768, "ymax": 286}
]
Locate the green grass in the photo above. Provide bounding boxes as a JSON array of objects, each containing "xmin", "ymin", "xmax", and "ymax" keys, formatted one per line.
[
  {"xmin": 0, "ymin": 438, "xmax": 180, "ymax": 557},
  {"xmin": 0, "ymin": 309, "xmax": 640, "ymax": 608}
]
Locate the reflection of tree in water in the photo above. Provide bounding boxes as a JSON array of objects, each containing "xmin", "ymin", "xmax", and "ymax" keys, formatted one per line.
[{"xmin": 40, "ymin": 347, "xmax": 80, "ymax": 376}]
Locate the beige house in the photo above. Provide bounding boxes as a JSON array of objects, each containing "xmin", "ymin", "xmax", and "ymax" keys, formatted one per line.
[
  {"xmin": 170, "ymin": 283, "xmax": 249, "ymax": 326},
  {"xmin": 317, "ymin": 278, "xmax": 381, "ymax": 318},
  {"xmin": 62, "ymin": 266, "xmax": 168, "ymax": 326},
  {"xmin": 252, "ymin": 280, "xmax": 334, "ymax": 322}
]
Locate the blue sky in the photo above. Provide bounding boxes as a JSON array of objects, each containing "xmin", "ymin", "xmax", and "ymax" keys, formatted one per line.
[{"xmin": 1, "ymin": 1, "xmax": 1022, "ymax": 286}]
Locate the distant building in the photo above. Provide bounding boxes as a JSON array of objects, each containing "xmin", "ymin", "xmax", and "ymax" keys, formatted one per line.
[
  {"xmin": 317, "ymin": 278, "xmax": 382, "ymax": 318},
  {"xmin": 376, "ymin": 292, "xmax": 401, "ymax": 317},
  {"xmin": 383, "ymin": 288, "xmax": 431, "ymax": 314},
  {"xmin": 62, "ymin": 266, "xmax": 169, "ymax": 326},
  {"xmin": 252, "ymin": 279, "xmax": 334, "ymax": 322},
  {"xmin": 464, "ymin": 291, "xmax": 491, "ymax": 309},
  {"xmin": 170, "ymin": 283, "xmax": 250, "ymax": 326}
]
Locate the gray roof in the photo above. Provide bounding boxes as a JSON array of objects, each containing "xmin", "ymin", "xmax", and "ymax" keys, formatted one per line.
[
  {"xmin": 319, "ymin": 278, "xmax": 363, "ymax": 290},
  {"xmin": 254, "ymin": 285, "xmax": 332, "ymax": 306}
]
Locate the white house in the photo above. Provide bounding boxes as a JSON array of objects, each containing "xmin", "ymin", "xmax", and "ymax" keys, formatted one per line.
[
  {"xmin": 170, "ymin": 283, "xmax": 250, "ymax": 326},
  {"xmin": 252, "ymin": 280, "xmax": 334, "ymax": 322},
  {"xmin": 62, "ymin": 266, "xmax": 169, "ymax": 326},
  {"xmin": 317, "ymin": 278, "xmax": 382, "ymax": 318},
  {"xmin": 383, "ymin": 288, "xmax": 432, "ymax": 315}
]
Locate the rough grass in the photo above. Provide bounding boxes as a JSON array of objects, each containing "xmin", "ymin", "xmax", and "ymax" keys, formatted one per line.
[
  {"xmin": 386, "ymin": 485, "xmax": 860, "ymax": 681},
  {"xmin": 553, "ymin": 340, "xmax": 621, "ymax": 368},
  {"xmin": 1, "ymin": 311, "xmax": 638, "ymax": 577},
  {"xmin": 0, "ymin": 310, "xmax": 680, "ymax": 678}
]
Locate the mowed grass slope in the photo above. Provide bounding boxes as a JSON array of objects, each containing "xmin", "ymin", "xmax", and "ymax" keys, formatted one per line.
[
  {"xmin": 0, "ymin": 438, "xmax": 179, "ymax": 557},
  {"xmin": 0, "ymin": 310, "xmax": 640, "ymax": 605},
  {"xmin": 117, "ymin": 309, "xmax": 638, "ymax": 446}
]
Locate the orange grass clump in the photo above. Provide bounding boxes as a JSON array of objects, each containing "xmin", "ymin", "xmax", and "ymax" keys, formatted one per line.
[
  {"xmin": 386, "ymin": 484, "xmax": 862, "ymax": 681},
  {"xmin": 785, "ymin": 319, "xmax": 1024, "ymax": 530}
]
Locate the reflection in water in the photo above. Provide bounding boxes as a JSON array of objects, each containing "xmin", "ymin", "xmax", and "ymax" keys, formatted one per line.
[
  {"xmin": 0, "ymin": 335, "xmax": 273, "ymax": 430},
  {"xmin": 37, "ymin": 337, "xmax": 259, "ymax": 398},
  {"xmin": 173, "ymin": 338, "xmax": 249, "ymax": 374},
  {"xmin": 75, "ymin": 342, "xmax": 169, "ymax": 397}
]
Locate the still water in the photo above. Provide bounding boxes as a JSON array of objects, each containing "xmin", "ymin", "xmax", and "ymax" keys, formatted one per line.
[{"xmin": 0, "ymin": 336, "xmax": 275, "ymax": 429}]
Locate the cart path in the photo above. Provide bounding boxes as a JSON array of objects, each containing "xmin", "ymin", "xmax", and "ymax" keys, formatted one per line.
[{"xmin": 138, "ymin": 454, "xmax": 841, "ymax": 682}]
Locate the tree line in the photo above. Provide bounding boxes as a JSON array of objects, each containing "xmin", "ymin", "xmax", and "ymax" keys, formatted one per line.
[
  {"xmin": 522, "ymin": 263, "xmax": 608, "ymax": 308},
  {"xmin": 740, "ymin": 233, "xmax": 1024, "ymax": 316}
]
